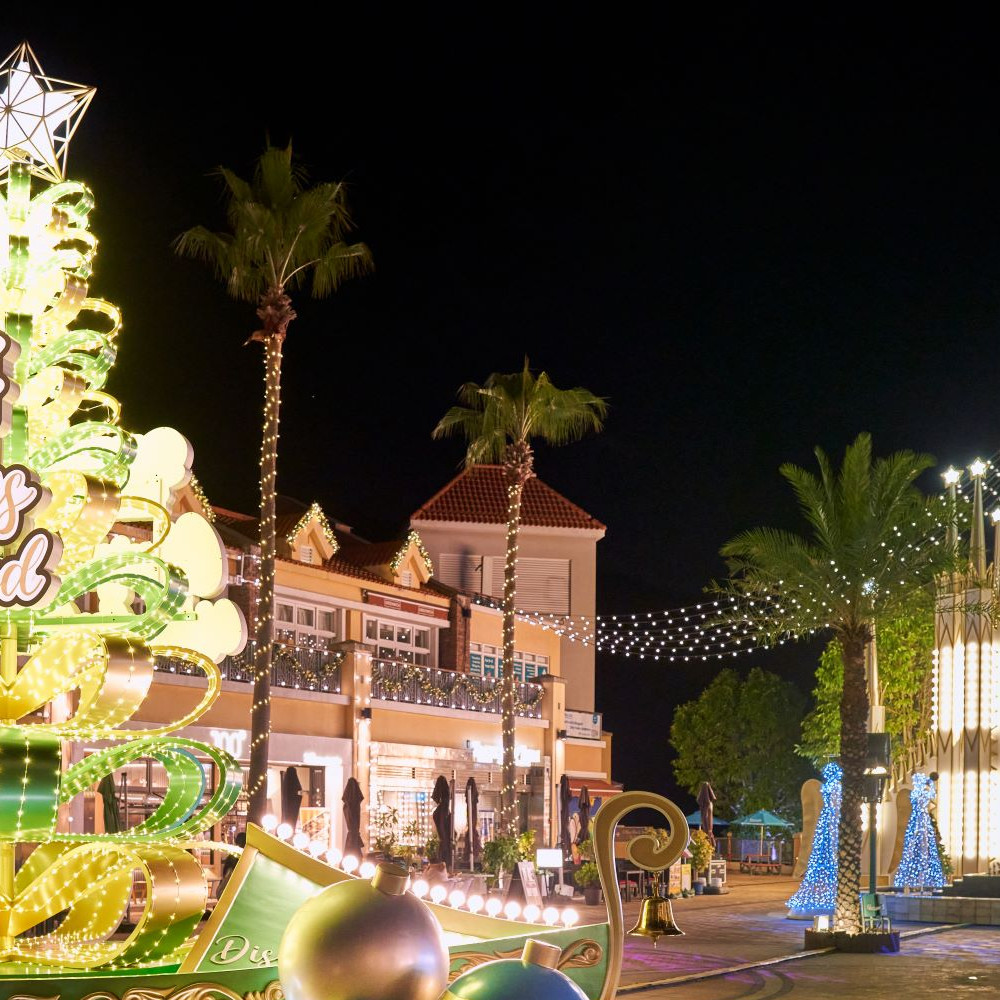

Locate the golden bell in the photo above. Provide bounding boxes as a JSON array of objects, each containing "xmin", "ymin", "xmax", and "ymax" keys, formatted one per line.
[{"xmin": 628, "ymin": 892, "xmax": 683, "ymax": 947}]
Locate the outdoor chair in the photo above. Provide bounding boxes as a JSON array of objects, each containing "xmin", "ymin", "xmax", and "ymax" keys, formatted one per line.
[{"xmin": 859, "ymin": 892, "xmax": 891, "ymax": 932}]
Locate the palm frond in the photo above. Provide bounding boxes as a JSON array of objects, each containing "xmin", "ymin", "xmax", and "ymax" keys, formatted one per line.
[
  {"xmin": 176, "ymin": 144, "xmax": 370, "ymax": 309},
  {"xmin": 311, "ymin": 241, "xmax": 374, "ymax": 297},
  {"xmin": 433, "ymin": 361, "xmax": 604, "ymax": 467}
]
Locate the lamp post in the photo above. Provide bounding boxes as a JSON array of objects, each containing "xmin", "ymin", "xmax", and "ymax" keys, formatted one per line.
[{"xmin": 862, "ymin": 732, "xmax": 891, "ymax": 894}]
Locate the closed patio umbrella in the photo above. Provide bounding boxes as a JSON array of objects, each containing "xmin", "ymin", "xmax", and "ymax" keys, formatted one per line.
[
  {"xmin": 576, "ymin": 786, "xmax": 592, "ymax": 846},
  {"xmin": 432, "ymin": 775, "xmax": 453, "ymax": 870},
  {"xmin": 464, "ymin": 777, "xmax": 480, "ymax": 869},
  {"xmin": 697, "ymin": 781, "xmax": 717, "ymax": 846},
  {"xmin": 559, "ymin": 773, "xmax": 572, "ymax": 854},
  {"xmin": 98, "ymin": 773, "xmax": 122, "ymax": 833},
  {"xmin": 342, "ymin": 777, "xmax": 365, "ymax": 857},
  {"xmin": 281, "ymin": 766, "xmax": 303, "ymax": 828}
]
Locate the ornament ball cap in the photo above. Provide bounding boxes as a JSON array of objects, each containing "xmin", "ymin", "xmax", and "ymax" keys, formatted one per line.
[
  {"xmin": 521, "ymin": 939, "xmax": 561, "ymax": 969},
  {"xmin": 373, "ymin": 861, "xmax": 409, "ymax": 896}
]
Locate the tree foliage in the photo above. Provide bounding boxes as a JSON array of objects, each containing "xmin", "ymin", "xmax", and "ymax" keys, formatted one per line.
[
  {"xmin": 670, "ymin": 667, "xmax": 814, "ymax": 825},
  {"xmin": 799, "ymin": 602, "xmax": 934, "ymax": 766},
  {"xmin": 715, "ymin": 433, "xmax": 956, "ymax": 933}
]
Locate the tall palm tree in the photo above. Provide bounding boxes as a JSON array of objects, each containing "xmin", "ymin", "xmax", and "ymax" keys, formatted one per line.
[
  {"xmin": 175, "ymin": 145, "xmax": 372, "ymax": 823},
  {"xmin": 718, "ymin": 433, "xmax": 955, "ymax": 933},
  {"xmin": 433, "ymin": 361, "xmax": 606, "ymax": 834}
]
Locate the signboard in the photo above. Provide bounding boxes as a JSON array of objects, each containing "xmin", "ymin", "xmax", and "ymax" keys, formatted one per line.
[
  {"xmin": 564, "ymin": 710, "xmax": 603, "ymax": 740},
  {"xmin": 516, "ymin": 860, "xmax": 544, "ymax": 909},
  {"xmin": 364, "ymin": 590, "xmax": 449, "ymax": 621}
]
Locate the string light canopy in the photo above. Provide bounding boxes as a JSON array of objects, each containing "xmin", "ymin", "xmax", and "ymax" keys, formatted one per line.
[
  {"xmin": 0, "ymin": 43, "xmax": 95, "ymax": 184},
  {"xmin": 481, "ymin": 454, "xmax": 1000, "ymax": 662}
]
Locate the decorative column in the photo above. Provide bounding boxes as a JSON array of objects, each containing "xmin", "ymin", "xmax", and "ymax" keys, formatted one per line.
[
  {"xmin": 338, "ymin": 640, "xmax": 374, "ymax": 853},
  {"xmin": 932, "ymin": 461, "xmax": 998, "ymax": 875},
  {"xmin": 539, "ymin": 673, "xmax": 567, "ymax": 846}
]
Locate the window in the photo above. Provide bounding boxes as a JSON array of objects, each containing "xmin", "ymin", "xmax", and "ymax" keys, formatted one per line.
[
  {"xmin": 366, "ymin": 616, "xmax": 436, "ymax": 666},
  {"xmin": 469, "ymin": 643, "xmax": 549, "ymax": 680},
  {"xmin": 299, "ymin": 545, "xmax": 315, "ymax": 565},
  {"xmin": 401, "ymin": 569, "xmax": 414, "ymax": 588},
  {"xmin": 274, "ymin": 599, "xmax": 340, "ymax": 649}
]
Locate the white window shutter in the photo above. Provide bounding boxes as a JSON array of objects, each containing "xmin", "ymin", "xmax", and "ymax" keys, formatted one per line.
[
  {"xmin": 439, "ymin": 553, "xmax": 482, "ymax": 592},
  {"xmin": 513, "ymin": 558, "xmax": 570, "ymax": 614}
]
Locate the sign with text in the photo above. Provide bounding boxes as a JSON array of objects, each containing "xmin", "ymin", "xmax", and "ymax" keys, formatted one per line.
[
  {"xmin": 516, "ymin": 860, "xmax": 544, "ymax": 909},
  {"xmin": 564, "ymin": 710, "xmax": 603, "ymax": 740}
]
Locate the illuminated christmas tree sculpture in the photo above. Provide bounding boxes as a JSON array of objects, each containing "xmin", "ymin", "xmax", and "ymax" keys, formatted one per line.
[
  {"xmin": 0, "ymin": 43, "xmax": 245, "ymax": 972},
  {"xmin": 893, "ymin": 772, "xmax": 945, "ymax": 890},
  {"xmin": 787, "ymin": 761, "xmax": 841, "ymax": 916}
]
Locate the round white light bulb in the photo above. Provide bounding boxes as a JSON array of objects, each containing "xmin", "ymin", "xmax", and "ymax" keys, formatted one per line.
[
  {"xmin": 430, "ymin": 885, "xmax": 448, "ymax": 904},
  {"xmin": 411, "ymin": 879, "xmax": 429, "ymax": 899},
  {"xmin": 562, "ymin": 907, "xmax": 579, "ymax": 927},
  {"xmin": 276, "ymin": 823, "xmax": 293, "ymax": 841},
  {"xmin": 292, "ymin": 832, "xmax": 309, "ymax": 850},
  {"xmin": 467, "ymin": 894, "xmax": 484, "ymax": 914},
  {"xmin": 485, "ymin": 898, "xmax": 503, "ymax": 917},
  {"xmin": 543, "ymin": 906, "xmax": 559, "ymax": 925},
  {"xmin": 261, "ymin": 814, "xmax": 278, "ymax": 832},
  {"xmin": 342, "ymin": 854, "xmax": 359, "ymax": 874},
  {"xmin": 504, "ymin": 901, "xmax": 521, "ymax": 920},
  {"xmin": 449, "ymin": 889, "xmax": 466, "ymax": 908},
  {"xmin": 523, "ymin": 904, "xmax": 540, "ymax": 923},
  {"xmin": 325, "ymin": 847, "xmax": 343, "ymax": 867},
  {"xmin": 359, "ymin": 861, "xmax": 377, "ymax": 879}
]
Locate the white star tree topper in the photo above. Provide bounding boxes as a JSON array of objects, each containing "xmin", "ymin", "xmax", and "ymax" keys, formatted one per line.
[{"xmin": 0, "ymin": 42, "xmax": 94, "ymax": 183}]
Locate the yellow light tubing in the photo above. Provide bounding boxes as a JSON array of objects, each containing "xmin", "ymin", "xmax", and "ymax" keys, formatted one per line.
[
  {"xmin": 0, "ymin": 633, "xmax": 221, "ymax": 740},
  {"xmin": 3, "ymin": 841, "xmax": 206, "ymax": 969}
]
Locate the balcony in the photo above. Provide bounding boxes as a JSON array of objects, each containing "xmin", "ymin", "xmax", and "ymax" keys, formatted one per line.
[
  {"xmin": 155, "ymin": 641, "xmax": 343, "ymax": 694},
  {"xmin": 370, "ymin": 658, "xmax": 543, "ymax": 718}
]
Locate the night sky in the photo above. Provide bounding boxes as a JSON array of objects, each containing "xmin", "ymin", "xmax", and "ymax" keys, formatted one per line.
[{"xmin": 8, "ymin": 15, "xmax": 1000, "ymax": 806}]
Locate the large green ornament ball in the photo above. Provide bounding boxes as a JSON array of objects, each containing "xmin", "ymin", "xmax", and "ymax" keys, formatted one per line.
[
  {"xmin": 279, "ymin": 863, "xmax": 449, "ymax": 1000},
  {"xmin": 441, "ymin": 940, "xmax": 588, "ymax": 1000}
]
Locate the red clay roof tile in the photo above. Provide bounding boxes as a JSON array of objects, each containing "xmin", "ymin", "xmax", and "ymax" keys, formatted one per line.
[{"xmin": 411, "ymin": 465, "xmax": 604, "ymax": 530}]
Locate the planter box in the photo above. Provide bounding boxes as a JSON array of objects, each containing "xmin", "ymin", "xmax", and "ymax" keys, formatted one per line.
[{"xmin": 803, "ymin": 929, "xmax": 900, "ymax": 953}]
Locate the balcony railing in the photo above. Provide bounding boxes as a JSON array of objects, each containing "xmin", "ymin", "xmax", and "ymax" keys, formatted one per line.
[
  {"xmin": 370, "ymin": 659, "xmax": 543, "ymax": 718},
  {"xmin": 155, "ymin": 641, "xmax": 343, "ymax": 694}
]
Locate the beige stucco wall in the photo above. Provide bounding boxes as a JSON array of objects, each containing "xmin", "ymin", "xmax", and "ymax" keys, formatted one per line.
[{"xmin": 413, "ymin": 521, "xmax": 601, "ymax": 709}]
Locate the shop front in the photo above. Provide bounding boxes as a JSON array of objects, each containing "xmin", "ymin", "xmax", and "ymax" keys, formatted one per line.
[{"xmin": 369, "ymin": 739, "xmax": 552, "ymax": 865}]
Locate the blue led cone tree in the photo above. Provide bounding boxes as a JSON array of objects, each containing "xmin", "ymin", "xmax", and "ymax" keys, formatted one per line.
[{"xmin": 787, "ymin": 762, "xmax": 841, "ymax": 915}]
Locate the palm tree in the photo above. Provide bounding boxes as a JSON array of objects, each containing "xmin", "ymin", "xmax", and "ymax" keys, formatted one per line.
[
  {"xmin": 433, "ymin": 361, "xmax": 606, "ymax": 833},
  {"xmin": 175, "ymin": 145, "xmax": 372, "ymax": 823},
  {"xmin": 718, "ymin": 433, "xmax": 955, "ymax": 933}
]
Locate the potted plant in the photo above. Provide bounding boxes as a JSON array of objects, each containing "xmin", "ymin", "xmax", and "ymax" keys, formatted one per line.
[
  {"xmin": 482, "ymin": 834, "xmax": 521, "ymax": 890},
  {"xmin": 575, "ymin": 861, "xmax": 602, "ymax": 905},
  {"xmin": 688, "ymin": 828, "xmax": 713, "ymax": 893}
]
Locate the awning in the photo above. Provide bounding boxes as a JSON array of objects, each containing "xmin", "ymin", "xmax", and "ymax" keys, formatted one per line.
[{"xmin": 566, "ymin": 778, "xmax": 623, "ymax": 796}]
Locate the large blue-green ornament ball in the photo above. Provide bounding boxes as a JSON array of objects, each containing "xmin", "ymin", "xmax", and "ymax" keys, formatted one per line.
[
  {"xmin": 441, "ymin": 940, "xmax": 587, "ymax": 1000},
  {"xmin": 279, "ymin": 862, "xmax": 448, "ymax": 1000}
]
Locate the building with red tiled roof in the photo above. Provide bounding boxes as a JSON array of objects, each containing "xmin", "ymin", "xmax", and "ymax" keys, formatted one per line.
[
  {"xmin": 145, "ymin": 478, "xmax": 615, "ymax": 862},
  {"xmin": 411, "ymin": 465, "xmax": 604, "ymax": 712},
  {"xmin": 412, "ymin": 465, "xmax": 606, "ymax": 531}
]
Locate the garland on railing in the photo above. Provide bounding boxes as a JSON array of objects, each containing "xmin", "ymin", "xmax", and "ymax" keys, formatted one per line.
[{"xmin": 372, "ymin": 661, "xmax": 544, "ymax": 711}]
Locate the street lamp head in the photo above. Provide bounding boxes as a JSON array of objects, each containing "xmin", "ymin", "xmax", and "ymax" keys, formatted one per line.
[
  {"xmin": 942, "ymin": 467, "xmax": 960, "ymax": 486},
  {"xmin": 970, "ymin": 459, "xmax": 987, "ymax": 478}
]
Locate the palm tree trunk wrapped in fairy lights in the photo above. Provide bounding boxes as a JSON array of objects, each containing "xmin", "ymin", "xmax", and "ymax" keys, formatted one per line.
[
  {"xmin": 175, "ymin": 146, "xmax": 372, "ymax": 824},
  {"xmin": 433, "ymin": 362, "xmax": 605, "ymax": 834}
]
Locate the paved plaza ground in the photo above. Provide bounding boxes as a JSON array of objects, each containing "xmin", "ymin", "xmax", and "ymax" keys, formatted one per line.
[{"xmin": 572, "ymin": 873, "xmax": 1000, "ymax": 997}]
